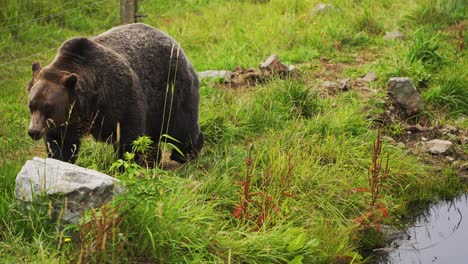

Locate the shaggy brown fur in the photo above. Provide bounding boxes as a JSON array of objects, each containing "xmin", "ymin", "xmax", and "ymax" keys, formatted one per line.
[{"xmin": 27, "ymin": 23, "xmax": 204, "ymax": 164}]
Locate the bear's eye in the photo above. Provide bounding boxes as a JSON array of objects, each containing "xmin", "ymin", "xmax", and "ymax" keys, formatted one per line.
[
  {"xmin": 43, "ymin": 104, "xmax": 53, "ymax": 116},
  {"xmin": 28, "ymin": 102, "xmax": 34, "ymax": 113}
]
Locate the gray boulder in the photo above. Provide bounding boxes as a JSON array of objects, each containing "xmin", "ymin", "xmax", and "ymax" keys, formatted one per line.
[
  {"xmin": 15, "ymin": 157, "xmax": 123, "ymax": 223},
  {"xmin": 387, "ymin": 77, "xmax": 425, "ymax": 116},
  {"xmin": 424, "ymin": 139, "xmax": 453, "ymax": 155}
]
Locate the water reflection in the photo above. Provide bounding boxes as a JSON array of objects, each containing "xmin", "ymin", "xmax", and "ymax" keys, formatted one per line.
[{"xmin": 377, "ymin": 194, "xmax": 468, "ymax": 264}]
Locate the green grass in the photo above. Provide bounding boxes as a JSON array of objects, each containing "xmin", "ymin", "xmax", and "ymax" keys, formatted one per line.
[{"xmin": 0, "ymin": 0, "xmax": 467, "ymax": 263}]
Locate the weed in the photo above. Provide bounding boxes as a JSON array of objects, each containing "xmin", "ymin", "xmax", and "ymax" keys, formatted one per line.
[
  {"xmin": 354, "ymin": 130, "xmax": 390, "ymax": 231},
  {"xmin": 73, "ymin": 202, "xmax": 129, "ymax": 263},
  {"xmin": 232, "ymin": 148, "xmax": 296, "ymax": 231}
]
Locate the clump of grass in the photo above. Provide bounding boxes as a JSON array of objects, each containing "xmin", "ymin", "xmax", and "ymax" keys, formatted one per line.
[
  {"xmin": 423, "ymin": 67, "xmax": 468, "ymax": 117},
  {"xmin": 402, "ymin": 0, "xmax": 467, "ymax": 28},
  {"xmin": 76, "ymin": 139, "xmax": 116, "ymax": 172},
  {"xmin": 407, "ymin": 29, "xmax": 444, "ymax": 70},
  {"xmin": 355, "ymin": 10, "xmax": 384, "ymax": 35},
  {"xmin": 276, "ymin": 80, "xmax": 323, "ymax": 118}
]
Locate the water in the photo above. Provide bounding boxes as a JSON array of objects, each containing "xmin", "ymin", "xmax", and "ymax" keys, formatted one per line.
[{"xmin": 376, "ymin": 194, "xmax": 468, "ymax": 264}]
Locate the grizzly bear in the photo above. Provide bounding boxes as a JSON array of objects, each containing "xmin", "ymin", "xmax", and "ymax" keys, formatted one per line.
[{"xmin": 27, "ymin": 23, "xmax": 204, "ymax": 164}]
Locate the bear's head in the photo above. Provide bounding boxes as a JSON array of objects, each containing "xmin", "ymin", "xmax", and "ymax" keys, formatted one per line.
[{"xmin": 27, "ymin": 61, "xmax": 78, "ymax": 140}]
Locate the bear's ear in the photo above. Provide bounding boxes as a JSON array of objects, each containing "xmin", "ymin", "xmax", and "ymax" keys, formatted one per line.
[
  {"xmin": 32, "ymin": 61, "xmax": 42, "ymax": 78},
  {"xmin": 61, "ymin": 73, "xmax": 78, "ymax": 90}
]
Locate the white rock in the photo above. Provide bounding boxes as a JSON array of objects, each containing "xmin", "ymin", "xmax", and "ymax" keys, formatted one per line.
[
  {"xmin": 322, "ymin": 81, "xmax": 337, "ymax": 89},
  {"xmin": 260, "ymin": 54, "xmax": 280, "ymax": 69},
  {"xmin": 15, "ymin": 157, "xmax": 123, "ymax": 223},
  {"xmin": 424, "ymin": 139, "xmax": 453, "ymax": 155},
  {"xmin": 384, "ymin": 31, "xmax": 405, "ymax": 40},
  {"xmin": 313, "ymin": 3, "xmax": 334, "ymax": 13},
  {"xmin": 359, "ymin": 71, "xmax": 377, "ymax": 83},
  {"xmin": 198, "ymin": 70, "xmax": 233, "ymax": 81}
]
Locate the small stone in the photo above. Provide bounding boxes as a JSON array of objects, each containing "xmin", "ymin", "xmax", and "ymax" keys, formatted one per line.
[
  {"xmin": 397, "ymin": 142, "xmax": 406, "ymax": 148},
  {"xmin": 384, "ymin": 31, "xmax": 405, "ymax": 40},
  {"xmin": 421, "ymin": 137, "xmax": 428, "ymax": 141},
  {"xmin": 259, "ymin": 54, "xmax": 289, "ymax": 75},
  {"xmin": 447, "ymin": 133, "xmax": 457, "ymax": 140},
  {"xmin": 460, "ymin": 137, "xmax": 468, "ymax": 145},
  {"xmin": 359, "ymin": 71, "xmax": 377, "ymax": 83},
  {"xmin": 387, "ymin": 77, "xmax": 425, "ymax": 117},
  {"xmin": 322, "ymin": 81, "xmax": 337, "ymax": 89},
  {"xmin": 444, "ymin": 124, "xmax": 458, "ymax": 134},
  {"xmin": 288, "ymin": 65, "xmax": 296, "ymax": 73},
  {"xmin": 338, "ymin": 78, "xmax": 351, "ymax": 91},
  {"xmin": 198, "ymin": 70, "xmax": 233, "ymax": 81},
  {"xmin": 383, "ymin": 136, "xmax": 396, "ymax": 144},
  {"xmin": 424, "ymin": 139, "xmax": 453, "ymax": 155},
  {"xmin": 313, "ymin": 3, "xmax": 334, "ymax": 13},
  {"xmin": 446, "ymin": 156, "xmax": 455, "ymax": 162}
]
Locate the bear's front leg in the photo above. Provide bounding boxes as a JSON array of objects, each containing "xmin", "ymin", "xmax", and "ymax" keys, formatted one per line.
[{"xmin": 45, "ymin": 126, "xmax": 82, "ymax": 163}]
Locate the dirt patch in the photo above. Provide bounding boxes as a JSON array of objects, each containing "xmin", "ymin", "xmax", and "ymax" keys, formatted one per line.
[
  {"xmin": 228, "ymin": 55, "xmax": 297, "ymax": 89},
  {"xmin": 160, "ymin": 151, "xmax": 183, "ymax": 171},
  {"xmin": 374, "ymin": 100, "xmax": 467, "ymax": 181}
]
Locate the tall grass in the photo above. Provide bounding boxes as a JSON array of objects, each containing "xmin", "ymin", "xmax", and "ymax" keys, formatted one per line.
[
  {"xmin": 0, "ymin": 0, "xmax": 466, "ymax": 262},
  {"xmin": 403, "ymin": 0, "xmax": 467, "ymax": 28}
]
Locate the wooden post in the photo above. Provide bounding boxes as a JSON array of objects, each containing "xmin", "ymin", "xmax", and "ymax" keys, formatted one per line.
[{"xmin": 120, "ymin": 0, "xmax": 136, "ymax": 24}]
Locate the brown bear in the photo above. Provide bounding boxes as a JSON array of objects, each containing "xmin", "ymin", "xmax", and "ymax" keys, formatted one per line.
[{"xmin": 27, "ymin": 23, "xmax": 204, "ymax": 164}]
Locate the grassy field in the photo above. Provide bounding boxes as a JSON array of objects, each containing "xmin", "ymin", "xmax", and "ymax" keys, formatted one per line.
[{"xmin": 0, "ymin": 0, "xmax": 467, "ymax": 263}]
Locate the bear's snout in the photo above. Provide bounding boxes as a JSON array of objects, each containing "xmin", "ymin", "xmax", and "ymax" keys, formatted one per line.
[
  {"xmin": 28, "ymin": 129, "xmax": 42, "ymax": 140},
  {"xmin": 28, "ymin": 112, "xmax": 45, "ymax": 140}
]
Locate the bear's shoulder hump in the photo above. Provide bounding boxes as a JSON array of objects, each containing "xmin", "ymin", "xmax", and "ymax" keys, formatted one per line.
[{"xmin": 61, "ymin": 37, "xmax": 96, "ymax": 55}]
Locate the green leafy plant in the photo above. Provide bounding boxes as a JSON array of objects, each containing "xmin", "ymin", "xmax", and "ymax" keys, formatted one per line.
[{"xmin": 109, "ymin": 149, "xmax": 144, "ymax": 179}]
